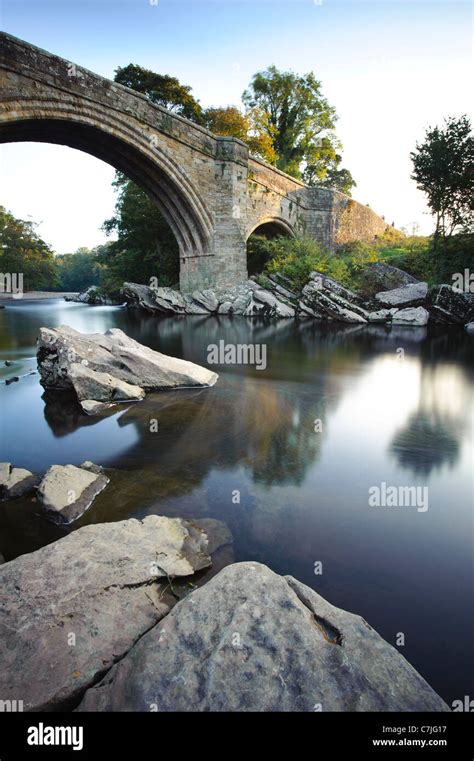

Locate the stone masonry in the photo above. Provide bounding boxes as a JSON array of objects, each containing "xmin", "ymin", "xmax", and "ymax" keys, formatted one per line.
[{"xmin": 0, "ymin": 33, "xmax": 391, "ymax": 291}]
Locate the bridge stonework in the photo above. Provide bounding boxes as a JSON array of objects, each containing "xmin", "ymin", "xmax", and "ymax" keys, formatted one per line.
[{"xmin": 0, "ymin": 33, "xmax": 391, "ymax": 291}]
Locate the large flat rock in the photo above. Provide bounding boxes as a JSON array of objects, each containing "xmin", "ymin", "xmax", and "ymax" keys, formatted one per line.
[
  {"xmin": 78, "ymin": 562, "xmax": 448, "ymax": 712},
  {"xmin": 0, "ymin": 516, "xmax": 212, "ymax": 711},
  {"xmin": 37, "ymin": 325, "xmax": 218, "ymax": 413}
]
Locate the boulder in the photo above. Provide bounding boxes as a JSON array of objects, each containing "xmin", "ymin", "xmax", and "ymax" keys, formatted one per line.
[
  {"xmin": 368, "ymin": 308, "xmax": 398, "ymax": 323},
  {"xmin": 392, "ymin": 307, "xmax": 429, "ymax": 326},
  {"xmin": 0, "ymin": 516, "xmax": 212, "ymax": 711},
  {"xmin": 191, "ymin": 289, "xmax": 220, "ymax": 313},
  {"xmin": 78, "ymin": 562, "xmax": 448, "ymax": 712},
  {"xmin": 428, "ymin": 284, "xmax": 474, "ymax": 325},
  {"xmin": 0, "ymin": 462, "xmax": 39, "ymax": 501},
  {"xmin": 465, "ymin": 322, "xmax": 474, "ymax": 334},
  {"xmin": 359, "ymin": 261, "xmax": 419, "ymax": 296},
  {"xmin": 69, "ymin": 363, "xmax": 145, "ymax": 414},
  {"xmin": 302, "ymin": 280, "xmax": 368, "ymax": 323},
  {"xmin": 375, "ymin": 282, "xmax": 428, "ymax": 308},
  {"xmin": 251, "ymin": 289, "xmax": 295, "ymax": 318},
  {"xmin": 36, "ymin": 463, "xmax": 110, "ymax": 524},
  {"xmin": 36, "ymin": 325, "xmax": 218, "ymax": 411},
  {"xmin": 65, "ymin": 286, "xmax": 122, "ymax": 306},
  {"xmin": 122, "ymin": 283, "xmax": 187, "ymax": 314}
]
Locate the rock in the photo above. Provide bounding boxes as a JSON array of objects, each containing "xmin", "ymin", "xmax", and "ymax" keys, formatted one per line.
[
  {"xmin": 375, "ymin": 282, "xmax": 428, "ymax": 308},
  {"xmin": 0, "ymin": 552, "xmax": 5, "ymax": 565},
  {"xmin": 251, "ymin": 289, "xmax": 295, "ymax": 318},
  {"xmin": 5, "ymin": 376, "xmax": 19, "ymax": 385},
  {"xmin": 0, "ymin": 462, "xmax": 39, "ymax": 501},
  {"xmin": 79, "ymin": 461, "xmax": 106, "ymax": 475},
  {"xmin": 302, "ymin": 280, "xmax": 368, "ymax": 323},
  {"xmin": 69, "ymin": 363, "xmax": 145, "ymax": 413},
  {"xmin": 191, "ymin": 289, "xmax": 219, "ymax": 313},
  {"xmin": 36, "ymin": 326, "xmax": 218, "ymax": 410},
  {"xmin": 359, "ymin": 261, "xmax": 419, "ymax": 296},
  {"xmin": 78, "ymin": 562, "xmax": 449, "ymax": 712},
  {"xmin": 392, "ymin": 306, "xmax": 429, "ymax": 326},
  {"xmin": 65, "ymin": 286, "xmax": 122, "ymax": 306},
  {"xmin": 465, "ymin": 322, "xmax": 474, "ymax": 334},
  {"xmin": 4, "ymin": 360, "xmax": 14, "ymax": 366},
  {"xmin": 36, "ymin": 463, "xmax": 110, "ymax": 524},
  {"xmin": 0, "ymin": 516, "xmax": 212, "ymax": 711},
  {"xmin": 368, "ymin": 308, "xmax": 398, "ymax": 323},
  {"xmin": 428, "ymin": 284, "xmax": 474, "ymax": 325},
  {"xmin": 297, "ymin": 300, "xmax": 327, "ymax": 319},
  {"xmin": 122, "ymin": 283, "xmax": 188, "ymax": 315}
]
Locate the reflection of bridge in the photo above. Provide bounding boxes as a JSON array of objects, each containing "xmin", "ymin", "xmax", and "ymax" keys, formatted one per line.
[{"xmin": 0, "ymin": 33, "xmax": 390, "ymax": 291}]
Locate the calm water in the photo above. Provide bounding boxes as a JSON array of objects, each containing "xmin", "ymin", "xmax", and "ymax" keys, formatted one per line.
[{"xmin": 0, "ymin": 299, "xmax": 473, "ymax": 706}]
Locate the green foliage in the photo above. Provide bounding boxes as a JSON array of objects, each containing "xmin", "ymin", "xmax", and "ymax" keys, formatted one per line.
[
  {"xmin": 255, "ymin": 236, "xmax": 332, "ymax": 289},
  {"xmin": 410, "ymin": 115, "xmax": 473, "ymax": 240},
  {"xmin": 55, "ymin": 246, "xmax": 106, "ymax": 291},
  {"xmin": 242, "ymin": 66, "xmax": 355, "ymax": 193},
  {"xmin": 0, "ymin": 205, "xmax": 58, "ymax": 290},
  {"xmin": 114, "ymin": 64, "xmax": 204, "ymax": 123},
  {"xmin": 101, "ymin": 175, "xmax": 179, "ymax": 288},
  {"xmin": 252, "ymin": 231, "xmax": 474, "ymax": 293}
]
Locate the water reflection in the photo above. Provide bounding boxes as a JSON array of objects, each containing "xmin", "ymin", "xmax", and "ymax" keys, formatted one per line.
[{"xmin": 0, "ymin": 301, "xmax": 472, "ymax": 704}]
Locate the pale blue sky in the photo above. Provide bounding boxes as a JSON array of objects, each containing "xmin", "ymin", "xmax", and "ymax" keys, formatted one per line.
[{"xmin": 1, "ymin": 0, "xmax": 472, "ymax": 251}]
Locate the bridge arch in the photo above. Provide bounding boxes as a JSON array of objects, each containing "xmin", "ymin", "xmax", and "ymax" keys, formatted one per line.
[
  {"xmin": 0, "ymin": 100, "xmax": 214, "ymax": 267},
  {"xmin": 247, "ymin": 216, "xmax": 295, "ymax": 241}
]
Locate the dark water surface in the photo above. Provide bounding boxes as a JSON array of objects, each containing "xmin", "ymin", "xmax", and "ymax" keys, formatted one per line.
[{"xmin": 0, "ymin": 299, "xmax": 472, "ymax": 706}]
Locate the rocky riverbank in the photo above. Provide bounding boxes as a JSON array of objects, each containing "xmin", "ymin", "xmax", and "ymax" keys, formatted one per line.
[
  {"xmin": 69, "ymin": 262, "xmax": 474, "ymax": 329},
  {"xmin": 0, "ymin": 516, "xmax": 448, "ymax": 712}
]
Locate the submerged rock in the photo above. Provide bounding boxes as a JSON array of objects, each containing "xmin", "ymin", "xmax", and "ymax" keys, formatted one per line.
[
  {"xmin": 78, "ymin": 562, "xmax": 449, "ymax": 712},
  {"xmin": 0, "ymin": 462, "xmax": 39, "ymax": 501},
  {"xmin": 0, "ymin": 516, "xmax": 212, "ymax": 711},
  {"xmin": 37, "ymin": 463, "xmax": 110, "ymax": 524},
  {"xmin": 36, "ymin": 325, "xmax": 218, "ymax": 414}
]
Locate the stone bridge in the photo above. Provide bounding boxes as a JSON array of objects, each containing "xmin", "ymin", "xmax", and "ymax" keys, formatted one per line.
[{"xmin": 0, "ymin": 33, "xmax": 391, "ymax": 291}]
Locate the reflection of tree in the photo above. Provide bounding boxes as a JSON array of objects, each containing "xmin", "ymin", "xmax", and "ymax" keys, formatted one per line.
[
  {"xmin": 389, "ymin": 363, "xmax": 471, "ymax": 477},
  {"xmin": 390, "ymin": 411, "xmax": 459, "ymax": 476}
]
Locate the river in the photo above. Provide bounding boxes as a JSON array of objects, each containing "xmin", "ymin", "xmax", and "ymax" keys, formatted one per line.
[{"xmin": 0, "ymin": 298, "xmax": 472, "ymax": 706}]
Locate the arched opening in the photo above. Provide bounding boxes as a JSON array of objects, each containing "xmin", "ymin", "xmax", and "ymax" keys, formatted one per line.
[
  {"xmin": 0, "ymin": 116, "xmax": 213, "ymax": 291},
  {"xmin": 246, "ymin": 219, "xmax": 294, "ymax": 276}
]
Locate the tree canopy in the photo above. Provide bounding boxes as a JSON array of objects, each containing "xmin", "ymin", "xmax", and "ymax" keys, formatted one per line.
[
  {"xmin": 242, "ymin": 65, "xmax": 355, "ymax": 192},
  {"xmin": 410, "ymin": 115, "xmax": 473, "ymax": 240},
  {"xmin": 114, "ymin": 63, "xmax": 204, "ymax": 123},
  {"xmin": 0, "ymin": 206, "xmax": 58, "ymax": 291},
  {"xmin": 100, "ymin": 174, "xmax": 179, "ymax": 288}
]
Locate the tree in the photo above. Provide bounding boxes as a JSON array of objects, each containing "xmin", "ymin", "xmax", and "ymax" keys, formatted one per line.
[
  {"xmin": 0, "ymin": 206, "xmax": 58, "ymax": 291},
  {"xmin": 242, "ymin": 65, "xmax": 355, "ymax": 193},
  {"xmin": 114, "ymin": 64, "xmax": 204, "ymax": 123},
  {"xmin": 410, "ymin": 115, "xmax": 473, "ymax": 242},
  {"xmin": 55, "ymin": 246, "xmax": 105, "ymax": 291},
  {"xmin": 101, "ymin": 174, "xmax": 179, "ymax": 288},
  {"xmin": 203, "ymin": 105, "xmax": 277, "ymax": 163}
]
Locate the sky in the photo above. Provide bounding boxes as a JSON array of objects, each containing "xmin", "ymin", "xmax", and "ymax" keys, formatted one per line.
[{"xmin": 0, "ymin": 0, "xmax": 472, "ymax": 253}]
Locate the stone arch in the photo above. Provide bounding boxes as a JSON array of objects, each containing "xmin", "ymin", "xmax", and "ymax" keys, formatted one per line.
[
  {"xmin": 246, "ymin": 217, "xmax": 295, "ymax": 276},
  {"xmin": 0, "ymin": 102, "xmax": 214, "ymax": 268},
  {"xmin": 247, "ymin": 216, "xmax": 295, "ymax": 241}
]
